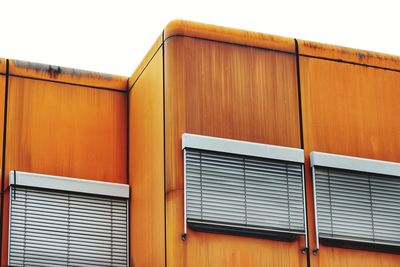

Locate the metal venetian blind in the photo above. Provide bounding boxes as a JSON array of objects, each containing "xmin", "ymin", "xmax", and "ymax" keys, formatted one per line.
[
  {"xmin": 9, "ymin": 186, "xmax": 128, "ymax": 267},
  {"xmin": 315, "ymin": 167, "xmax": 400, "ymax": 245},
  {"xmin": 185, "ymin": 148, "xmax": 305, "ymax": 233}
]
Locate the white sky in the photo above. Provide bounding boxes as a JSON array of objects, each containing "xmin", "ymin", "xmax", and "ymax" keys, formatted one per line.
[{"xmin": 0, "ymin": 0, "xmax": 399, "ymax": 77}]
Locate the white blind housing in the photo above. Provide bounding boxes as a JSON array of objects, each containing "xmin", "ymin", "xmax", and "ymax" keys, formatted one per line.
[
  {"xmin": 183, "ymin": 134, "xmax": 306, "ymax": 237},
  {"xmin": 311, "ymin": 152, "xmax": 400, "ymax": 247},
  {"xmin": 8, "ymin": 171, "xmax": 129, "ymax": 267}
]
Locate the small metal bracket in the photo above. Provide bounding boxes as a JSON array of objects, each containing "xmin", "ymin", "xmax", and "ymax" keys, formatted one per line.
[
  {"xmin": 312, "ymin": 248, "xmax": 319, "ymax": 256},
  {"xmin": 181, "ymin": 233, "xmax": 187, "ymax": 241},
  {"xmin": 300, "ymin": 247, "xmax": 308, "ymax": 254}
]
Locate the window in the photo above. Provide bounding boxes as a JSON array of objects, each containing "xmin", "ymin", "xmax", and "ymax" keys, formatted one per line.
[
  {"xmin": 182, "ymin": 133, "xmax": 307, "ymax": 245},
  {"xmin": 311, "ymin": 152, "xmax": 400, "ymax": 252},
  {"xmin": 8, "ymin": 171, "xmax": 129, "ymax": 267}
]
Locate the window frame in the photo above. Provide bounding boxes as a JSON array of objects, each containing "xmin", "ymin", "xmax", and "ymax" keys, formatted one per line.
[{"xmin": 182, "ymin": 133, "xmax": 307, "ymax": 250}]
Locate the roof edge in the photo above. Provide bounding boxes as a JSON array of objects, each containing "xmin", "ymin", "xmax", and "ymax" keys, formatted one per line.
[
  {"xmin": 9, "ymin": 59, "xmax": 128, "ymax": 91},
  {"xmin": 298, "ymin": 40, "xmax": 400, "ymax": 71},
  {"xmin": 164, "ymin": 20, "xmax": 296, "ymax": 53}
]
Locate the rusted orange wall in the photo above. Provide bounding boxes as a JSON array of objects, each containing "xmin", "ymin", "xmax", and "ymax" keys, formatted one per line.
[
  {"xmin": 299, "ymin": 42, "xmax": 400, "ymax": 267},
  {"xmin": 128, "ymin": 36, "xmax": 166, "ymax": 267},
  {"xmin": 164, "ymin": 28, "xmax": 307, "ymax": 266},
  {"xmin": 1, "ymin": 60, "xmax": 128, "ymax": 266}
]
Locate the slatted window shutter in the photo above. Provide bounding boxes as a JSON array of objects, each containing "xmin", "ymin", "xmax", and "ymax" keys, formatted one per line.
[
  {"xmin": 8, "ymin": 172, "xmax": 129, "ymax": 267},
  {"xmin": 312, "ymin": 152, "xmax": 400, "ymax": 247},
  {"xmin": 182, "ymin": 134, "xmax": 306, "ymax": 238},
  {"xmin": 186, "ymin": 149, "xmax": 305, "ymax": 232}
]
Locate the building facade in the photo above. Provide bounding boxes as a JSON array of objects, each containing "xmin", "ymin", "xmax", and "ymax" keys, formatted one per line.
[{"xmin": 1, "ymin": 20, "xmax": 400, "ymax": 267}]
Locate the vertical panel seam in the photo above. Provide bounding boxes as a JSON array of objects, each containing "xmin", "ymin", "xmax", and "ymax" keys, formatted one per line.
[
  {"xmin": 294, "ymin": 39, "xmax": 304, "ymax": 149},
  {"xmin": 126, "ymin": 83, "xmax": 131, "ymax": 267},
  {"xmin": 162, "ymin": 30, "xmax": 167, "ymax": 267},
  {"xmin": 126, "ymin": 91, "xmax": 130, "ymax": 184},
  {"xmin": 0, "ymin": 59, "xmax": 10, "ymax": 266},
  {"xmin": 294, "ymin": 39, "xmax": 310, "ymax": 266}
]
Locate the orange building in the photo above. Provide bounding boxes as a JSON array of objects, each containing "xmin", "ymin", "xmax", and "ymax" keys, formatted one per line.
[{"xmin": 1, "ymin": 20, "xmax": 400, "ymax": 267}]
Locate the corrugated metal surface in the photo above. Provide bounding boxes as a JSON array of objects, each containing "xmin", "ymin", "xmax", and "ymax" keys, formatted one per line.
[
  {"xmin": 8, "ymin": 186, "xmax": 128, "ymax": 267},
  {"xmin": 185, "ymin": 148, "xmax": 305, "ymax": 233}
]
